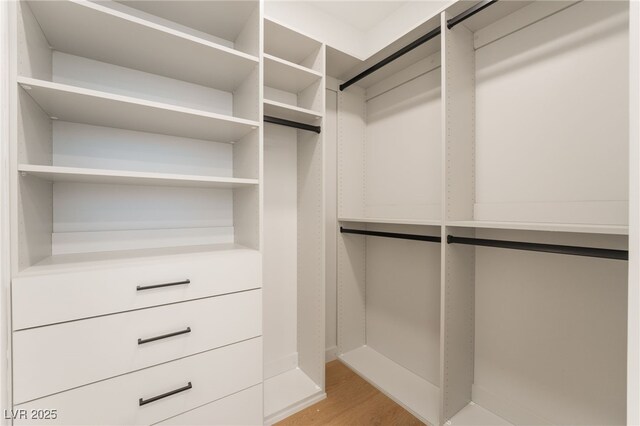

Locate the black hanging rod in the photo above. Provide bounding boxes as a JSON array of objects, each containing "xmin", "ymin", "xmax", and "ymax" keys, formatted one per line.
[
  {"xmin": 340, "ymin": 227, "xmax": 441, "ymax": 243},
  {"xmin": 339, "ymin": 26, "xmax": 441, "ymax": 91},
  {"xmin": 447, "ymin": 235, "xmax": 628, "ymax": 261},
  {"xmin": 339, "ymin": 0, "xmax": 500, "ymax": 91},
  {"xmin": 264, "ymin": 115, "xmax": 321, "ymax": 134},
  {"xmin": 447, "ymin": 0, "xmax": 499, "ymax": 29}
]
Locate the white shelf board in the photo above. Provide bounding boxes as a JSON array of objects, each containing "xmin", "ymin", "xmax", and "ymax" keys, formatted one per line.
[
  {"xmin": 263, "ymin": 368, "xmax": 324, "ymax": 423},
  {"xmin": 446, "ymin": 220, "xmax": 629, "ymax": 235},
  {"xmin": 18, "ymin": 78, "xmax": 259, "ymax": 142},
  {"xmin": 119, "ymin": 1, "xmax": 257, "ymax": 43},
  {"xmin": 27, "ymin": 0, "xmax": 258, "ymax": 91},
  {"xmin": 339, "ymin": 217, "xmax": 442, "ymax": 227},
  {"xmin": 448, "ymin": 403, "xmax": 513, "ymax": 426},
  {"xmin": 339, "ymin": 346, "xmax": 439, "ymax": 425},
  {"xmin": 264, "ymin": 99, "xmax": 322, "ymax": 125},
  {"xmin": 264, "ymin": 18, "xmax": 322, "ymax": 66},
  {"xmin": 19, "ymin": 243, "xmax": 256, "ymax": 277},
  {"xmin": 264, "ymin": 54, "xmax": 322, "ymax": 94},
  {"xmin": 19, "ymin": 164, "xmax": 258, "ymax": 189}
]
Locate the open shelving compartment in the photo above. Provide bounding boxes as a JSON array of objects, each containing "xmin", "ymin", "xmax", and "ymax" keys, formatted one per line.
[
  {"xmin": 262, "ymin": 19, "xmax": 327, "ymax": 424},
  {"xmin": 12, "ymin": 0, "xmax": 262, "ymax": 273},
  {"xmin": 263, "ymin": 18, "xmax": 324, "ymax": 127},
  {"xmin": 335, "ymin": 13, "xmax": 443, "ymax": 425},
  {"xmin": 441, "ymin": 1, "xmax": 630, "ymax": 424}
]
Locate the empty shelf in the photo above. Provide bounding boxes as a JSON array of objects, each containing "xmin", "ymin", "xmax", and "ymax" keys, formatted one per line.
[
  {"xmin": 19, "ymin": 165, "xmax": 259, "ymax": 189},
  {"xmin": 339, "ymin": 217, "xmax": 442, "ymax": 227},
  {"xmin": 446, "ymin": 220, "xmax": 628, "ymax": 235},
  {"xmin": 264, "ymin": 368, "xmax": 324, "ymax": 423},
  {"xmin": 20, "ymin": 243, "xmax": 257, "ymax": 276},
  {"xmin": 27, "ymin": 0, "xmax": 258, "ymax": 91},
  {"xmin": 339, "ymin": 346, "xmax": 439, "ymax": 425},
  {"xmin": 264, "ymin": 54, "xmax": 322, "ymax": 93},
  {"xmin": 18, "ymin": 78, "xmax": 259, "ymax": 142},
  {"xmin": 264, "ymin": 99, "xmax": 322, "ymax": 125}
]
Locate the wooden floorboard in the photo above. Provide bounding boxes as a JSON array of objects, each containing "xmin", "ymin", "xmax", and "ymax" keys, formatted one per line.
[{"xmin": 276, "ymin": 360, "xmax": 425, "ymax": 426}]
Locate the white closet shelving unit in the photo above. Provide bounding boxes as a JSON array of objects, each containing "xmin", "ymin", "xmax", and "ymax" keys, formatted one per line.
[
  {"xmin": 262, "ymin": 18, "xmax": 327, "ymax": 424},
  {"xmin": 335, "ymin": 12, "xmax": 444, "ymax": 425},
  {"xmin": 8, "ymin": 0, "xmax": 264, "ymax": 424},
  {"xmin": 333, "ymin": 0, "xmax": 633, "ymax": 425}
]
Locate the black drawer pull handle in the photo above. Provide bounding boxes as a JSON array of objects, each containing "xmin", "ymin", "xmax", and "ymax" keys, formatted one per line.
[
  {"xmin": 138, "ymin": 327, "xmax": 191, "ymax": 345},
  {"xmin": 139, "ymin": 382, "xmax": 192, "ymax": 406},
  {"xmin": 136, "ymin": 279, "xmax": 190, "ymax": 291}
]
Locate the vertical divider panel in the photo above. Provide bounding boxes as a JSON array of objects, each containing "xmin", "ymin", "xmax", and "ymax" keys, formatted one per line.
[
  {"xmin": 628, "ymin": 1, "xmax": 639, "ymax": 423},
  {"xmin": 297, "ymin": 44, "xmax": 326, "ymax": 389},
  {"xmin": 440, "ymin": 11, "xmax": 476, "ymax": 424},
  {"xmin": 336, "ymin": 86, "xmax": 367, "ymax": 354}
]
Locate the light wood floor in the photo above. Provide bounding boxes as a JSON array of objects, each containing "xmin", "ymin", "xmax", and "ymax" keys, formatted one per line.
[{"xmin": 276, "ymin": 360, "xmax": 425, "ymax": 426}]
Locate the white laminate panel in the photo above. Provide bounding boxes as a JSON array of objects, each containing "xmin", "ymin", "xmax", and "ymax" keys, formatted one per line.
[
  {"xmin": 13, "ymin": 290, "xmax": 262, "ymax": 403},
  {"xmin": 14, "ymin": 338, "xmax": 263, "ymax": 426},
  {"xmin": 12, "ymin": 248, "xmax": 261, "ymax": 330}
]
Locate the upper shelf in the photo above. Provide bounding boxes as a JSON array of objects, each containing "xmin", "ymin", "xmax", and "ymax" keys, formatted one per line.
[
  {"xmin": 338, "ymin": 217, "xmax": 441, "ymax": 227},
  {"xmin": 264, "ymin": 54, "xmax": 322, "ymax": 94},
  {"xmin": 446, "ymin": 220, "xmax": 629, "ymax": 236},
  {"xmin": 264, "ymin": 99, "xmax": 322, "ymax": 125},
  {"xmin": 264, "ymin": 18, "xmax": 322, "ymax": 70},
  {"xmin": 18, "ymin": 164, "xmax": 259, "ymax": 189},
  {"xmin": 26, "ymin": 0, "xmax": 258, "ymax": 92},
  {"xmin": 18, "ymin": 77, "xmax": 259, "ymax": 143}
]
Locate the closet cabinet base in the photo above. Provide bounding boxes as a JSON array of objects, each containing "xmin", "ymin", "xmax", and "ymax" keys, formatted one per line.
[
  {"xmin": 263, "ymin": 369, "xmax": 325, "ymax": 425},
  {"xmin": 447, "ymin": 403, "xmax": 512, "ymax": 426},
  {"xmin": 339, "ymin": 346, "xmax": 439, "ymax": 425}
]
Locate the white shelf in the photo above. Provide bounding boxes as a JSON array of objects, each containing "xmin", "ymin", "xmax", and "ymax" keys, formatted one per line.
[
  {"xmin": 448, "ymin": 403, "xmax": 513, "ymax": 426},
  {"xmin": 339, "ymin": 346, "xmax": 439, "ymax": 425},
  {"xmin": 18, "ymin": 164, "xmax": 258, "ymax": 189},
  {"xmin": 263, "ymin": 368, "xmax": 325, "ymax": 424},
  {"xmin": 20, "ymin": 243, "xmax": 256, "ymax": 277},
  {"xmin": 264, "ymin": 99, "xmax": 322, "ymax": 125},
  {"xmin": 339, "ymin": 217, "xmax": 442, "ymax": 227},
  {"xmin": 446, "ymin": 220, "xmax": 629, "ymax": 235},
  {"xmin": 264, "ymin": 18, "xmax": 322, "ymax": 67},
  {"xmin": 264, "ymin": 54, "xmax": 322, "ymax": 94},
  {"xmin": 27, "ymin": 0, "xmax": 258, "ymax": 91},
  {"xmin": 18, "ymin": 78, "xmax": 259, "ymax": 142}
]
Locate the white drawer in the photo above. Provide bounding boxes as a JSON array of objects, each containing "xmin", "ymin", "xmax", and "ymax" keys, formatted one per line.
[
  {"xmin": 12, "ymin": 248, "xmax": 260, "ymax": 330},
  {"xmin": 157, "ymin": 384, "xmax": 263, "ymax": 426},
  {"xmin": 13, "ymin": 289, "xmax": 262, "ymax": 404},
  {"xmin": 14, "ymin": 337, "xmax": 262, "ymax": 426}
]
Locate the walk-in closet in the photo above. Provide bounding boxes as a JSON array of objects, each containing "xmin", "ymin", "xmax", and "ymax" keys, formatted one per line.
[{"xmin": 1, "ymin": 0, "xmax": 638, "ymax": 425}]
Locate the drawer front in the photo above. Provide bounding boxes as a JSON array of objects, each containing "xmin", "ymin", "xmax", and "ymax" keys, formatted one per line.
[
  {"xmin": 157, "ymin": 384, "xmax": 263, "ymax": 426},
  {"xmin": 14, "ymin": 337, "xmax": 262, "ymax": 426},
  {"xmin": 12, "ymin": 249, "xmax": 260, "ymax": 329},
  {"xmin": 14, "ymin": 289, "xmax": 262, "ymax": 404}
]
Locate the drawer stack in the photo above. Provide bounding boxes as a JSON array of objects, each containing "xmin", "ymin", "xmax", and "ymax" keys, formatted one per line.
[{"xmin": 12, "ymin": 249, "xmax": 263, "ymax": 425}]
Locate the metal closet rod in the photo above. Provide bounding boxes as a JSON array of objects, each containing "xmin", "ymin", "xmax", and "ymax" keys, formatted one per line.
[
  {"xmin": 264, "ymin": 115, "xmax": 321, "ymax": 134},
  {"xmin": 340, "ymin": 227, "xmax": 441, "ymax": 243},
  {"xmin": 447, "ymin": 235, "xmax": 628, "ymax": 261},
  {"xmin": 339, "ymin": 0, "xmax": 499, "ymax": 91}
]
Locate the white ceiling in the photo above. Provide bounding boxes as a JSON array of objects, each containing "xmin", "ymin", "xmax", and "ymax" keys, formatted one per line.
[{"xmin": 308, "ymin": 1, "xmax": 406, "ymax": 32}]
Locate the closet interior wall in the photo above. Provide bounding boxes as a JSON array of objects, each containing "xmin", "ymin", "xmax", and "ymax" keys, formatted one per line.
[
  {"xmin": 262, "ymin": 18, "xmax": 327, "ymax": 424},
  {"xmin": 335, "ymin": 1, "xmax": 631, "ymax": 425}
]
